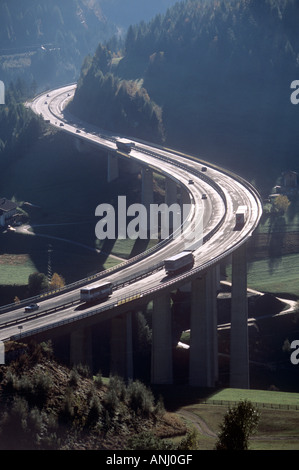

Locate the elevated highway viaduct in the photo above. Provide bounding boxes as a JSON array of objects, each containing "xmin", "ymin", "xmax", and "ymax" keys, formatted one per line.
[{"xmin": 0, "ymin": 85, "xmax": 263, "ymax": 389}]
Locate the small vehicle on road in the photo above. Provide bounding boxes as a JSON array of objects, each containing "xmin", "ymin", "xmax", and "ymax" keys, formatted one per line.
[{"xmin": 24, "ymin": 303, "xmax": 39, "ymax": 312}]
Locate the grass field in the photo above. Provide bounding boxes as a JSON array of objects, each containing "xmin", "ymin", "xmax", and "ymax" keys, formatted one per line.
[
  {"xmin": 0, "ymin": 254, "xmax": 37, "ymax": 285},
  {"xmin": 178, "ymin": 403, "xmax": 299, "ymax": 450},
  {"xmin": 208, "ymin": 388, "xmax": 299, "ymax": 407},
  {"xmin": 174, "ymin": 388, "xmax": 299, "ymax": 450},
  {"xmin": 247, "ymin": 253, "xmax": 299, "ymax": 296},
  {"xmin": 0, "ymin": 230, "xmax": 121, "ymax": 287},
  {"xmin": 224, "ymin": 252, "xmax": 299, "ymax": 297}
]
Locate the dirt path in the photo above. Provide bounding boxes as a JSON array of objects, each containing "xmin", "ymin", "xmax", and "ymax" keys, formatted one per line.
[{"xmin": 176, "ymin": 409, "xmax": 217, "ymax": 438}]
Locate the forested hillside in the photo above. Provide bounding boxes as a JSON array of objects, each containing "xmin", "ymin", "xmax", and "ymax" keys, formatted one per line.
[
  {"xmin": 0, "ymin": 81, "xmax": 42, "ymax": 162},
  {"xmin": 0, "ymin": 0, "xmax": 177, "ymax": 90},
  {"xmin": 70, "ymin": 0, "xmax": 299, "ymax": 187},
  {"xmin": 0, "ymin": 0, "xmax": 108, "ymax": 89}
]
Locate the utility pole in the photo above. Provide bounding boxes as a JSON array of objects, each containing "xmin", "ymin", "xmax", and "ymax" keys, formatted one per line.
[{"xmin": 47, "ymin": 244, "xmax": 53, "ymax": 285}]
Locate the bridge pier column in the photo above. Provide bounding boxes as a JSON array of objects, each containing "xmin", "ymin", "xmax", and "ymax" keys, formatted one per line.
[
  {"xmin": 129, "ymin": 160, "xmax": 141, "ymax": 174},
  {"xmin": 165, "ymin": 178, "xmax": 178, "ymax": 231},
  {"xmin": 142, "ymin": 167, "xmax": 154, "ymax": 233},
  {"xmin": 142, "ymin": 167, "xmax": 154, "ymax": 208},
  {"xmin": 165, "ymin": 178, "xmax": 177, "ymax": 205},
  {"xmin": 107, "ymin": 153, "xmax": 119, "ymax": 183},
  {"xmin": 70, "ymin": 326, "xmax": 93, "ymax": 370},
  {"xmin": 230, "ymin": 242, "xmax": 249, "ymax": 389},
  {"xmin": 151, "ymin": 293, "xmax": 173, "ymax": 384},
  {"xmin": 189, "ymin": 267, "xmax": 218, "ymax": 387},
  {"xmin": 180, "ymin": 187, "xmax": 191, "ymax": 231},
  {"xmin": 110, "ymin": 313, "xmax": 133, "ymax": 381}
]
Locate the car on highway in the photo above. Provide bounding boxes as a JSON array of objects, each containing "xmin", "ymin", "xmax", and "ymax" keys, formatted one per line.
[
  {"xmin": 24, "ymin": 303, "xmax": 39, "ymax": 312},
  {"xmin": 202, "ymin": 193, "xmax": 207, "ymax": 199},
  {"xmin": 201, "ymin": 166, "xmax": 207, "ymax": 172}
]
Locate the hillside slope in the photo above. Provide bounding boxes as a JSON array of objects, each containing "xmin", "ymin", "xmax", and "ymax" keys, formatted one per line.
[
  {"xmin": 0, "ymin": 342, "xmax": 186, "ymax": 450},
  {"xmin": 70, "ymin": 0, "xmax": 299, "ymax": 188},
  {"xmin": 0, "ymin": 0, "xmax": 178, "ymax": 90}
]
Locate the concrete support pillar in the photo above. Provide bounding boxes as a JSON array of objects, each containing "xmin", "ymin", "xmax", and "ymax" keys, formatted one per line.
[
  {"xmin": 230, "ymin": 242, "xmax": 249, "ymax": 389},
  {"xmin": 189, "ymin": 268, "xmax": 218, "ymax": 387},
  {"xmin": 107, "ymin": 153, "xmax": 119, "ymax": 182},
  {"xmin": 209, "ymin": 267, "xmax": 219, "ymax": 384},
  {"xmin": 180, "ymin": 187, "xmax": 190, "ymax": 228},
  {"xmin": 128, "ymin": 159, "xmax": 141, "ymax": 175},
  {"xmin": 110, "ymin": 313, "xmax": 133, "ymax": 381},
  {"xmin": 165, "ymin": 178, "xmax": 177, "ymax": 206},
  {"xmin": 142, "ymin": 167, "xmax": 154, "ymax": 233},
  {"xmin": 165, "ymin": 178, "xmax": 178, "ymax": 231},
  {"xmin": 151, "ymin": 293, "xmax": 173, "ymax": 384},
  {"xmin": 70, "ymin": 326, "xmax": 93, "ymax": 369},
  {"xmin": 215, "ymin": 263, "xmax": 221, "ymax": 292},
  {"xmin": 142, "ymin": 167, "xmax": 154, "ymax": 209}
]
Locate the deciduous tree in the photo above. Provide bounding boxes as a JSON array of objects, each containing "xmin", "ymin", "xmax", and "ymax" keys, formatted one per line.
[{"xmin": 215, "ymin": 400, "xmax": 260, "ymax": 450}]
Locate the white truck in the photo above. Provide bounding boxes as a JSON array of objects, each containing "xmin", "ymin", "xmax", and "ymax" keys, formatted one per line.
[
  {"xmin": 235, "ymin": 205, "xmax": 247, "ymax": 227},
  {"xmin": 164, "ymin": 251, "xmax": 194, "ymax": 276},
  {"xmin": 116, "ymin": 139, "xmax": 135, "ymax": 153},
  {"xmin": 80, "ymin": 281, "xmax": 113, "ymax": 303}
]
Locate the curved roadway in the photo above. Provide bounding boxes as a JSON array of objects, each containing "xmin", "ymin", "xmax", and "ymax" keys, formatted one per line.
[{"xmin": 0, "ymin": 84, "xmax": 262, "ymax": 342}]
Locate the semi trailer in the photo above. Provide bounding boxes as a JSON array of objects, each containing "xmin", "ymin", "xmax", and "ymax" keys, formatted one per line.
[
  {"xmin": 164, "ymin": 251, "xmax": 194, "ymax": 276},
  {"xmin": 235, "ymin": 205, "xmax": 247, "ymax": 227},
  {"xmin": 116, "ymin": 139, "xmax": 135, "ymax": 153},
  {"xmin": 80, "ymin": 281, "xmax": 113, "ymax": 303}
]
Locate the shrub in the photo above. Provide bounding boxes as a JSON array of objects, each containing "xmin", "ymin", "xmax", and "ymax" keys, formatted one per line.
[
  {"xmin": 127, "ymin": 431, "xmax": 174, "ymax": 450},
  {"xmin": 104, "ymin": 387, "xmax": 120, "ymax": 416},
  {"xmin": 94, "ymin": 371, "xmax": 103, "ymax": 389},
  {"xmin": 177, "ymin": 428, "xmax": 200, "ymax": 450},
  {"xmin": 58, "ymin": 391, "xmax": 75, "ymax": 425},
  {"xmin": 86, "ymin": 395, "xmax": 102, "ymax": 429},
  {"xmin": 154, "ymin": 395, "xmax": 165, "ymax": 417},
  {"xmin": 0, "ymin": 396, "xmax": 29, "ymax": 449},
  {"xmin": 126, "ymin": 380, "xmax": 155, "ymax": 418},
  {"xmin": 16, "ymin": 371, "xmax": 53, "ymax": 406},
  {"xmin": 108, "ymin": 375, "xmax": 126, "ymax": 401},
  {"xmin": 69, "ymin": 368, "xmax": 79, "ymax": 387},
  {"xmin": 74, "ymin": 363, "xmax": 91, "ymax": 378}
]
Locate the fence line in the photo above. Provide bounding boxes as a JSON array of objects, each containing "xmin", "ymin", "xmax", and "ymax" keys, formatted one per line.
[{"xmin": 201, "ymin": 399, "xmax": 299, "ymax": 410}]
